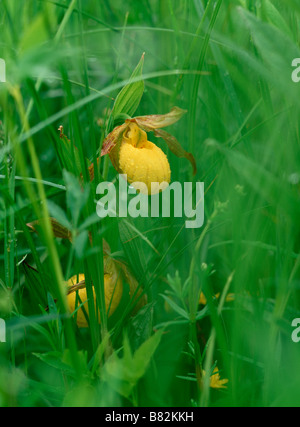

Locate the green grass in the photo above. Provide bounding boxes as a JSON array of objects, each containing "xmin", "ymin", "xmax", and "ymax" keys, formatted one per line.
[{"xmin": 1, "ymin": 0, "xmax": 300, "ymax": 407}]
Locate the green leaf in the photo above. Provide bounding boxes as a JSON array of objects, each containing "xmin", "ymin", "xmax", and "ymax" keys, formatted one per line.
[
  {"xmin": 208, "ymin": 139, "xmax": 300, "ymax": 219},
  {"xmin": 23, "ymin": 263, "xmax": 49, "ymax": 306},
  {"xmin": 58, "ymin": 127, "xmax": 82, "ymax": 175},
  {"xmin": 103, "ymin": 329, "xmax": 163, "ymax": 398},
  {"xmin": 47, "ymin": 200, "xmax": 72, "ymax": 231},
  {"xmin": 118, "ymin": 218, "xmax": 148, "ymax": 282},
  {"xmin": 73, "ymin": 230, "xmax": 89, "ymax": 259},
  {"xmin": 160, "ymin": 294, "xmax": 190, "ymax": 320},
  {"xmin": 33, "ymin": 350, "xmax": 88, "ymax": 378},
  {"xmin": 196, "ymin": 306, "xmax": 209, "ymax": 321},
  {"xmin": 167, "ymin": 271, "xmax": 183, "ymax": 297},
  {"xmin": 113, "ymin": 53, "xmax": 145, "ymax": 118},
  {"xmin": 261, "ymin": 0, "xmax": 293, "ymax": 39},
  {"xmin": 128, "ymin": 303, "xmax": 155, "ymax": 351},
  {"xmin": 64, "ymin": 171, "xmax": 90, "ymax": 227},
  {"xmin": 237, "ymin": 7, "xmax": 299, "ymax": 92},
  {"xmin": 89, "ymin": 333, "xmax": 111, "ymax": 375},
  {"xmin": 133, "ymin": 329, "xmax": 163, "ymax": 376},
  {"xmin": 33, "ymin": 351, "xmax": 75, "ymax": 376},
  {"xmin": 47, "ymin": 292, "xmax": 58, "ymax": 316},
  {"xmin": 19, "ymin": 14, "xmax": 48, "ymax": 53}
]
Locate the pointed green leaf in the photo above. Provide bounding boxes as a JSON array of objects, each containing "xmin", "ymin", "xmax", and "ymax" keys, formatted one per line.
[
  {"xmin": 19, "ymin": 14, "xmax": 48, "ymax": 53},
  {"xmin": 58, "ymin": 126, "xmax": 82, "ymax": 175},
  {"xmin": 113, "ymin": 53, "xmax": 145, "ymax": 118},
  {"xmin": 23, "ymin": 263, "xmax": 51, "ymax": 306},
  {"xmin": 133, "ymin": 328, "xmax": 164, "ymax": 376},
  {"xmin": 160, "ymin": 295, "xmax": 190, "ymax": 320},
  {"xmin": 261, "ymin": 0, "xmax": 293, "ymax": 39},
  {"xmin": 103, "ymin": 329, "xmax": 163, "ymax": 398},
  {"xmin": 118, "ymin": 219, "xmax": 148, "ymax": 282},
  {"xmin": 128, "ymin": 303, "xmax": 155, "ymax": 351}
]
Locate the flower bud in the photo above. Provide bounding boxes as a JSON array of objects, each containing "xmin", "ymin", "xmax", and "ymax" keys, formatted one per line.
[{"xmin": 67, "ymin": 255, "xmax": 123, "ymax": 328}]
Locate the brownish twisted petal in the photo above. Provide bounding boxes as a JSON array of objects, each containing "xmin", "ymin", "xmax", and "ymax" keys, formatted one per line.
[
  {"xmin": 133, "ymin": 106, "xmax": 187, "ymax": 131},
  {"xmin": 27, "ymin": 218, "xmax": 72, "ymax": 241},
  {"xmin": 101, "ymin": 122, "xmax": 129, "ymax": 157},
  {"xmin": 154, "ymin": 128, "xmax": 197, "ymax": 176}
]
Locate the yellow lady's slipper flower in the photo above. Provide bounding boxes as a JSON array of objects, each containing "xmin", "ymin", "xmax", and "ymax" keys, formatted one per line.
[
  {"xmin": 27, "ymin": 219, "xmax": 146, "ymax": 327},
  {"xmin": 111, "ymin": 122, "xmax": 171, "ymax": 195},
  {"xmin": 67, "ymin": 242, "xmax": 147, "ymax": 328},
  {"xmin": 101, "ymin": 107, "xmax": 197, "ymax": 196},
  {"xmin": 67, "ymin": 269, "xmax": 123, "ymax": 328}
]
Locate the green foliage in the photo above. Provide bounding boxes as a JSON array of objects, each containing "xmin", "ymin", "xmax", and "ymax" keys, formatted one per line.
[
  {"xmin": 1, "ymin": 0, "xmax": 300, "ymax": 408},
  {"xmin": 112, "ymin": 54, "xmax": 145, "ymax": 120},
  {"xmin": 103, "ymin": 330, "xmax": 163, "ymax": 400},
  {"xmin": 260, "ymin": 0, "xmax": 293, "ymax": 38}
]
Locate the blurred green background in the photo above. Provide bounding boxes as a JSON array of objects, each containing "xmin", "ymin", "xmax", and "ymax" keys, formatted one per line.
[{"xmin": 1, "ymin": 0, "xmax": 300, "ymax": 407}]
